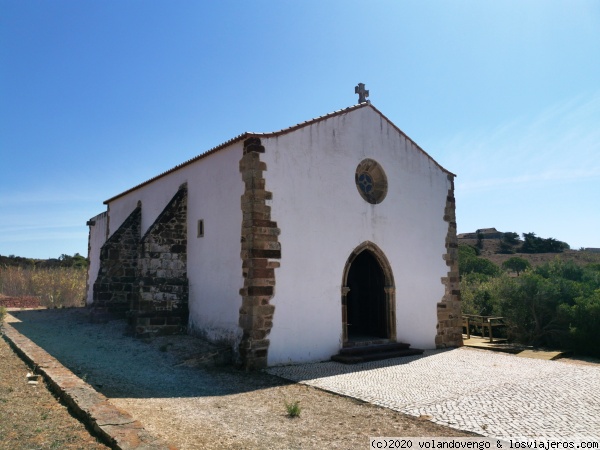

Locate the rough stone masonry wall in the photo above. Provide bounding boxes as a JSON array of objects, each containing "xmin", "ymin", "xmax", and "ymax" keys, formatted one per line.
[
  {"xmin": 436, "ymin": 174, "xmax": 464, "ymax": 348},
  {"xmin": 93, "ymin": 205, "xmax": 141, "ymax": 317},
  {"xmin": 238, "ymin": 137, "xmax": 281, "ymax": 370},
  {"xmin": 132, "ymin": 185, "xmax": 188, "ymax": 336}
]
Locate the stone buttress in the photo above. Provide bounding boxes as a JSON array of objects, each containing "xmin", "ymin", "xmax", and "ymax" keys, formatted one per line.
[
  {"xmin": 92, "ymin": 186, "xmax": 188, "ymax": 336},
  {"xmin": 92, "ymin": 205, "xmax": 141, "ymax": 317},
  {"xmin": 131, "ymin": 184, "xmax": 188, "ymax": 336}
]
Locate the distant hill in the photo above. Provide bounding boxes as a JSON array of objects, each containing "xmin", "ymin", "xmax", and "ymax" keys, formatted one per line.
[{"xmin": 458, "ymin": 229, "xmax": 600, "ymax": 267}]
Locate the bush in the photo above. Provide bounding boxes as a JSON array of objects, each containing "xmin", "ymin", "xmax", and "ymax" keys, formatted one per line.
[
  {"xmin": 461, "ymin": 256, "xmax": 600, "ymax": 356},
  {"xmin": 460, "ymin": 274, "xmax": 500, "ymax": 316},
  {"xmin": 497, "ymin": 272, "xmax": 568, "ymax": 346},
  {"xmin": 561, "ymin": 290, "xmax": 600, "ymax": 357}
]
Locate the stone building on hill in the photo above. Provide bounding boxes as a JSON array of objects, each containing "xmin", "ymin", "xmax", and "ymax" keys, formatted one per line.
[
  {"xmin": 457, "ymin": 228, "xmax": 504, "ymax": 240},
  {"xmin": 86, "ymin": 99, "xmax": 461, "ymax": 369}
]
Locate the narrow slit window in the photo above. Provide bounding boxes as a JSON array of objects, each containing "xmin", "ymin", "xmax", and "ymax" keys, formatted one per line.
[{"xmin": 197, "ymin": 219, "xmax": 204, "ymax": 238}]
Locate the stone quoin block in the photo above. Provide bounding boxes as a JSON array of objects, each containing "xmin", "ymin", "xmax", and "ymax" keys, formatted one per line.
[
  {"xmin": 436, "ymin": 177, "xmax": 463, "ymax": 348},
  {"xmin": 237, "ymin": 137, "xmax": 281, "ymax": 369}
]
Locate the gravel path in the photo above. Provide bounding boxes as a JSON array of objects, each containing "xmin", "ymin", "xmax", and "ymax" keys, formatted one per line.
[{"xmin": 7, "ymin": 308, "xmax": 235, "ymax": 400}]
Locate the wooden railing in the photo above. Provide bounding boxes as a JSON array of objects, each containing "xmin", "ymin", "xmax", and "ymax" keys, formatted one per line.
[{"xmin": 462, "ymin": 315, "xmax": 506, "ymax": 342}]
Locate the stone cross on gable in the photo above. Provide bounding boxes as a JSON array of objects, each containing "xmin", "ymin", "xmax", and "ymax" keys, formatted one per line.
[{"xmin": 355, "ymin": 83, "xmax": 369, "ymax": 103}]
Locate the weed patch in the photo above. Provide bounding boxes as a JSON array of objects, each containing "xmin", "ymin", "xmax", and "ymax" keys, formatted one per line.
[{"xmin": 284, "ymin": 399, "xmax": 302, "ymax": 418}]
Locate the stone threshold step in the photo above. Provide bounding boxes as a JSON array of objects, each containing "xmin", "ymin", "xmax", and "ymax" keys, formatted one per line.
[
  {"xmin": 332, "ymin": 346, "xmax": 424, "ymax": 364},
  {"xmin": 338, "ymin": 342, "xmax": 412, "ymax": 356}
]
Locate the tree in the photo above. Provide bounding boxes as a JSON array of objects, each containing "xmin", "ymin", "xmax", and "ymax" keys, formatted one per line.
[
  {"xmin": 521, "ymin": 232, "xmax": 540, "ymax": 253},
  {"xmin": 459, "ymin": 244, "xmax": 500, "ymax": 278},
  {"xmin": 459, "ymin": 245, "xmax": 478, "ymax": 260},
  {"xmin": 502, "ymin": 232, "xmax": 520, "ymax": 246},
  {"xmin": 476, "ymin": 232, "xmax": 484, "ymax": 250},
  {"xmin": 502, "ymin": 257, "xmax": 531, "ymax": 276},
  {"xmin": 520, "ymin": 233, "xmax": 569, "ymax": 254},
  {"xmin": 57, "ymin": 253, "xmax": 89, "ymax": 268},
  {"xmin": 498, "ymin": 232, "xmax": 519, "ymax": 254},
  {"xmin": 461, "ymin": 253, "xmax": 600, "ymax": 356}
]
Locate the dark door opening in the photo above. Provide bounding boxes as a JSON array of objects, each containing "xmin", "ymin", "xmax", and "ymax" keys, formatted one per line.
[{"xmin": 346, "ymin": 251, "xmax": 387, "ymax": 340}]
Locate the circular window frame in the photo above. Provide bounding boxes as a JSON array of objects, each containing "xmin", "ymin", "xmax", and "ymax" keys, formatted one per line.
[{"xmin": 355, "ymin": 159, "xmax": 388, "ymax": 204}]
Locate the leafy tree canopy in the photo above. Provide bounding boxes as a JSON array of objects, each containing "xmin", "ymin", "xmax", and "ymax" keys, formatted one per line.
[
  {"xmin": 458, "ymin": 245, "xmax": 500, "ymax": 278},
  {"xmin": 520, "ymin": 232, "xmax": 570, "ymax": 254},
  {"xmin": 502, "ymin": 257, "xmax": 531, "ymax": 275},
  {"xmin": 502, "ymin": 232, "xmax": 520, "ymax": 245},
  {"xmin": 461, "ymin": 257, "xmax": 600, "ymax": 357}
]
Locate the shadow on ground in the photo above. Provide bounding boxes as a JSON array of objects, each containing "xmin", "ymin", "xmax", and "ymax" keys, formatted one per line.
[
  {"xmin": 7, "ymin": 308, "xmax": 450, "ymax": 401},
  {"xmin": 7, "ymin": 308, "xmax": 294, "ymax": 399}
]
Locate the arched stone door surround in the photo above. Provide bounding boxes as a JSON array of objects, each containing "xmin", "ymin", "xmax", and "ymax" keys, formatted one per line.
[{"xmin": 341, "ymin": 241, "xmax": 396, "ymax": 345}]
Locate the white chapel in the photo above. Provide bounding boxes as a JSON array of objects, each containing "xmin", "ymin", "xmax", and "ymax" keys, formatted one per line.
[{"xmin": 86, "ymin": 91, "xmax": 462, "ymax": 369}]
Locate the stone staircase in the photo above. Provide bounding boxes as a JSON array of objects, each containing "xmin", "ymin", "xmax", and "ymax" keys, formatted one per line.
[{"xmin": 331, "ymin": 342, "xmax": 424, "ymax": 364}]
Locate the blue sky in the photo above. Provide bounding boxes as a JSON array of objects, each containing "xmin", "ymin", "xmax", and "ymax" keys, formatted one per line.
[{"xmin": 1, "ymin": 1, "xmax": 599, "ymax": 259}]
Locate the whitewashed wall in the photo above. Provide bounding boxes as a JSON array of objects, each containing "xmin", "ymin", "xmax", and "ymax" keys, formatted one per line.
[
  {"xmin": 86, "ymin": 211, "xmax": 108, "ymax": 305},
  {"xmin": 104, "ymin": 142, "xmax": 245, "ymax": 344},
  {"xmin": 261, "ymin": 106, "xmax": 452, "ymax": 365},
  {"xmin": 90, "ymin": 105, "xmax": 452, "ymax": 366}
]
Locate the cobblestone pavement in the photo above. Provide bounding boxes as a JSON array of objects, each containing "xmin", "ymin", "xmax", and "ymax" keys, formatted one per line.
[{"xmin": 268, "ymin": 347, "xmax": 600, "ymax": 440}]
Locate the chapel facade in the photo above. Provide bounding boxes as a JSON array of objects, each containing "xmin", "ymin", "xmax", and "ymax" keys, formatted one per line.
[{"xmin": 86, "ymin": 101, "xmax": 462, "ymax": 369}]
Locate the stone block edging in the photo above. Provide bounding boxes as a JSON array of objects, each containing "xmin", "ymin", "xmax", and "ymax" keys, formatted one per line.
[{"xmin": 1, "ymin": 322, "xmax": 177, "ymax": 450}]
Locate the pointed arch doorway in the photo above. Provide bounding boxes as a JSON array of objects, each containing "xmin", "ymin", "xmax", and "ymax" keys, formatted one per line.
[{"xmin": 341, "ymin": 242, "xmax": 396, "ymax": 345}]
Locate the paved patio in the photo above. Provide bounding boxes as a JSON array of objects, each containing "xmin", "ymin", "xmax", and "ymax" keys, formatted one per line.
[{"xmin": 268, "ymin": 347, "xmax": 600, "ymax": 440}]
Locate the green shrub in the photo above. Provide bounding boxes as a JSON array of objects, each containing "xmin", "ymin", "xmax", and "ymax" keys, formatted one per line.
[
  {"xmin": 461, "ymin": 255, "xmax": 600, "ymax": 355},
  {"xmin": 284, "ymin": 400, "xmax": 302, "ymax": 418},
  {"xmin": 561, "ymin": 290, "xmax": 600, "ymax": 357}
]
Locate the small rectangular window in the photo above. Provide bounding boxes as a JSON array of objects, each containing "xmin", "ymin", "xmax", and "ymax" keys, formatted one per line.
[{"xmin": 197, "ymin": 219, "xmax": 204, "ymax": 238}]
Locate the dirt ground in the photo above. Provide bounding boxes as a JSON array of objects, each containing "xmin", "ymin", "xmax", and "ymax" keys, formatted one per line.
[
  {"xmin": 0, "ymin": 335, "xmax": 109, "ymax": 450},
  {"xmin": 109, "ymin": 368, "xmax": 477, "ymax": 450},
  {"xmin": 1, "ymin": 309, "xmax": 477, "ymax": 449}
]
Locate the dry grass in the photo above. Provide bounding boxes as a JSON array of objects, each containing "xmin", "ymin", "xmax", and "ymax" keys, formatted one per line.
[
  {"xmin": 0, "ymin": 266, "xmax": 87, "ymax": 308},
  {"xmin": 0, "ymin": 336, "xmax": 109, "ymax": 449}
]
